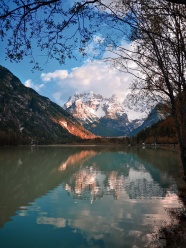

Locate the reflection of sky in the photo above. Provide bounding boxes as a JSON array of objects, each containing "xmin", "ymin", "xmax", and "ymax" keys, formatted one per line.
[
  {"xmin": 44, "ymin": 155, "xmax": 182, "ymax": 247},
  {"xmin": 7, "ymin": 170, "xmax": 181, "ymax": 248},
  {"xmin": 0, "ymin": 148, "xmax": 183, "ymax": 248},
  {"xmin": 32, "ymin": 182, "xmax": 181, "ymax": 248}
]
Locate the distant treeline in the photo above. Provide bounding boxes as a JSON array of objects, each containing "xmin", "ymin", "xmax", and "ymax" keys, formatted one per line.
[
  {"xmin": 0, "ymin": 129, "xmax": 80, "ymax": 146},
  {"xmin": 132, "ymin": 116, "xmax": 177, "ymax": 145},
  {"xmin": 82, "ymin": 116, "xmax": 178, "ymax": 146},
  {"xmin": 0, "ymin": 116, "xmax": 178, "ymax": 146},
  {"xmin": 0, "ymin": 130, "xmax": 31, "ymax": 145}
]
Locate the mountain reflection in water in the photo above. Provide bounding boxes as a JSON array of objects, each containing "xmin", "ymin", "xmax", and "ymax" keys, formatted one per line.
[{"xmin": 0, "ymin": 146, "xmax": 183, "ymax": 248}]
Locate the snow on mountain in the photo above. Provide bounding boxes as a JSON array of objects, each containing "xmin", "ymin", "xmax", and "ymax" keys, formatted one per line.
[
  {"xmin": 63, "ymin": 91, "xmax": 168, "ymax": 137},
  {"xmin": 63, "ymin": 92, "xmax": 145, "ymax": 136},
  {"xmin": 64, "ymin": 92, "xmax": 129, "ymax": 124},
  {"xmin": 122, "ymin": 93, "xmax": 154, "ymax": 121},
  {"xmin": 64, "ymin": 91, "xmax": 105, "ymax": 123},
  {"xmin": 130, "ymin": 103, "xmax": 169, "ymax": 136}
]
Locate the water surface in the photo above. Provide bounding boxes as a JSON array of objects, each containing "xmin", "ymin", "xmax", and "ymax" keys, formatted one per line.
[{"xmin": 0, "ymin": 146, "xmax": 183, "ymax": 247}]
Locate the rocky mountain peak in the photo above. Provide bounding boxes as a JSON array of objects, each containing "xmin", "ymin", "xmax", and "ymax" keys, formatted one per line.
[
  {"xmin": 63, "ymin": 91, "xmax": 166, "ymax": 137},
  {"xmin": 63, "ymin": 91, "xmax": 128, "ymax": 122},
  {"xmin": 63, "ymin": 91, "xmax": 135, "ymax": 136},
  {"xmin": 110, "ymin": 93, "xmax": 118, "ymax": 101}
]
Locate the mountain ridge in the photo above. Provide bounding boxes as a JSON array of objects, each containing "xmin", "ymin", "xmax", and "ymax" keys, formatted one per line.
[
  {"xmin": 0, "ymin": 65, "xmax": 96, "ymax": 145},
  {"xmin": 64, "ymin": 92, "xmax": 166, "ymax": 137},
  {"xmin": 64, "ymin": 92, "xmax": 137, "ymax": 136}
]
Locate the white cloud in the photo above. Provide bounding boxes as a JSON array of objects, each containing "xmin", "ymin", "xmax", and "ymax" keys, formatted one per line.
[
  {"xmin": 25, "ymin": 79, "xmax": 32, "ymax": 87},
  {"xmin": 23, "ymin": 39, "xmax": 153, "ymax": 120},
  {"xmin": 93, "ymin": 35, "xmax": 104, "ymax": 43},
  {"xmin": 103, "ymin": 41, "xmax": 139, "ymax": 74},
  {"xmin": 23, "ymin": 40, "xmax": 147, "ymax": 119},
  {"xmin": 24, "ymin": 79, "xmax": 44, "ymax": 92},
  {"xmin": 41, "ymin": 70, "xmax": 68, "ymax": 82},
  {"xmin": 38, "ymin": 39, "xmax": 152, "ymax": 119},
  {"xmin": 52, "ymin": 92, "xmax": 62, "ymax": 102},
  {"xmin": 40, "ymin": 60, "xmax": 134, "ymax": 106},
  {"xmin": 37, "ymin": 217, "xmax": 66, "ymax": 228},
  {"xmin": 84, "ymin": 34, "xmax": 105, "ymax": 57}
]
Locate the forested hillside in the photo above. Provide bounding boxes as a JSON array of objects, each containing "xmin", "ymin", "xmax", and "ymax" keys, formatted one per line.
[
  {"xmin": 0, "ymin": 66, "xmax": 95, "ymax": 145},
  {"xmin": 134, "ymin": 116, "xmax": 177, "ymax": 145}
]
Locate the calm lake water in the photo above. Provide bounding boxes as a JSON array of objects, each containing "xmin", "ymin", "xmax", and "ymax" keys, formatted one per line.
[{"xmin": 0, "ymin": 146, "xmax": 183, "ymax": 248}]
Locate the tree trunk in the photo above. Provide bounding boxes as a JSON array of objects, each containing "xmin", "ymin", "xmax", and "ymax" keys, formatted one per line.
[
  {"xmin": 180, "ymin": 145, "xmax": 186, "ymax": 179},
  {"xmin": 180, "ymin": 93, "xmax": 186, "ymax": 179},
  {"xmin": 171, "ymin": 97, "xmax": 186, "ymax": 179}
]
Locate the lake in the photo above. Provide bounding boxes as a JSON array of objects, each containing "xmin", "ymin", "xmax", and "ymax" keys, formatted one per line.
[{"xmin": 0, "ymin": 146, "xmax": 183, "ymax": 248}]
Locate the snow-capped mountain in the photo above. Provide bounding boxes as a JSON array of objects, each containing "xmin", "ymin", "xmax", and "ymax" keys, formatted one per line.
[
  {"xmin": 63, "ymin": 92, "xmax": 144, "ymax": 136},
  {"xmin": 130, "ymin": 103, "xmax": 169, "ymax": 136},
  {"xmin": 64, "ymin": 91, "xmax": 168, "ymax": 137},
  {"xmin": 64, "ymin": 92, "xmax": 128, "ymax": 121},
  {"xmin": 64, "ymin": 91, "xmax": 103, "ymax": 124}
]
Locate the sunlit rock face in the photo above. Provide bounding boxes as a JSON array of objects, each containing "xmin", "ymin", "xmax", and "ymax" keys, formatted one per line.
[
  {"xmin": 64, "ymin": 92, "xmax": 165, "ymax": 137},
  {"xmin": 0, "ymin": 66, "xmax": 95, "ymax": 144}
]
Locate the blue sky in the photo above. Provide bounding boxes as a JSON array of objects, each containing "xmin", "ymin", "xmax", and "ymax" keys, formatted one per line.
[{"xmin": 0, "ymin": 0, "xmax": 140, "ymax": 119}]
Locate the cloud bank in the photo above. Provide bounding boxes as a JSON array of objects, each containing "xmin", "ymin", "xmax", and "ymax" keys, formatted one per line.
[
  {"xmin": 25, "ymin": 79, "xmax": 44, "ymax": 92},
  {"xmin": 40, "ymin": 60, "xmax": 134, "ymax": 106}
]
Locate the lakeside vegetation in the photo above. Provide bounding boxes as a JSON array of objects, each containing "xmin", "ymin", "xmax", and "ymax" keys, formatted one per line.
[{"xmin": 0, "ymin": 115, "xmax": 178, "ymax": 147}]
